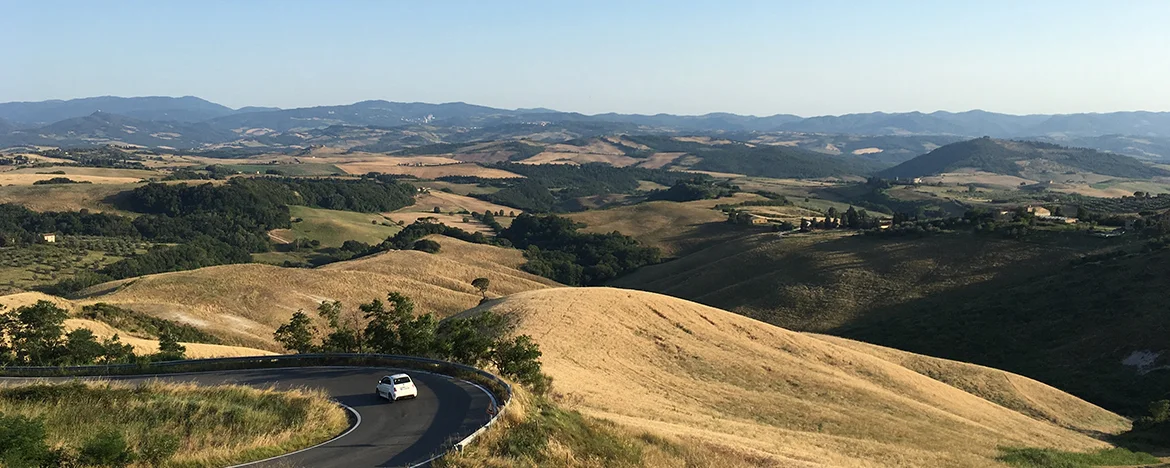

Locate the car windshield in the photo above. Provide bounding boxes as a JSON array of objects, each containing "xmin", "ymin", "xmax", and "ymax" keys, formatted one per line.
[{"xmin": 393, "ymin": 377, "xmax": 411, "ymax": 385}]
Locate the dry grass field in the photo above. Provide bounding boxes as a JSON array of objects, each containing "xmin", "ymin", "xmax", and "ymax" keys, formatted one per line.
[
  {"xmin": 337, "ymin": 161, "xmax": 522, "ymax": 179},
  {"xmin": 0, "ymin": 380, "xmax": 346, "ymax": 468},
  {"xmin": 384, "ymin": 190, "xmax": 518, "ymax": 232},
  {"xmin": 469, "ymin": 287, "xmax": 1127, "ymax": 468},
  {"xmin": 567, "ymin": 194, "xmax": 764, "ymax": 257},
  {"xmin": 921, "ymin": 170, "xmax": 1036, "ymax": 188},
  {"xmin": 518, "ymin": 151, "xmax": 642, "ymax": 167},
  {"xmin": 0, "ymin": 173, "xmax": 147, "ymax": 185},
  {"xmin": 4, "ymin": 166, "xmax": 162, "ymax": 179},
  {"xmin": 67, "ymin": 236, "xmax": 556, "ymax": 350},
  {"xmin": 613, "ymin": 231, "xmax": 1096, "ymax": 332},
  {"xmin": 635, "ymin": 151, "xmax": 687, "ymax": 169}
]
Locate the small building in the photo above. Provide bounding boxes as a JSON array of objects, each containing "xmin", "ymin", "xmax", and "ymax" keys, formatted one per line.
[
  {"xmin": 1026, "ymin": 206, "xmax": 1052, "ymax": 217},
  {"xmin": 1038, "ymin": 215, "xmax": 1077, "ymax": 224},
  {"xmin": 749, "ymin": 215, "xmax": 770, "ymax": 225},
  {"xmin": 40, "ymin": 233, "xmax": 56, "ymax": 243},
  {"xmin": 878, "ymin": 219, "xmax": 894, "ymax": 229}
]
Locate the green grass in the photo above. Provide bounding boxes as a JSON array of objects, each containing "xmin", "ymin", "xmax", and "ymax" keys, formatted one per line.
[
  {"xmin": 283, "ymin": 205, "xmax": 402, "ymax": 247},
  {"xmin": 0, "ymin": 380, "xmax": 348, "ymax": 468},
  {"xmin": 997, "ymin": 447, "xmax": 1160, "ymax": 468},
  {"xmin": 222, "ymin": 163, "xmax": 343, "ymax": 176}
]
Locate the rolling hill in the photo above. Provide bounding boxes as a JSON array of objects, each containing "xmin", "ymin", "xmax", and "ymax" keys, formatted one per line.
[
  {"xmin": 612, "ymin": 231, "xmax": 1093, "ymax": 332},
  {"xmin": 467, "ymin": 287, "xmax": 1129, "ymax": 467},
  {"xmin": 879, "ymin": 137, "xmax": 1170, "ymax": 179},
  {"xmin": 1, "ymin": 111, "xmax": 233, "ymax": 148},
  {"xmin": 70, "ymin": 235, "xmax": 557, "ymax": 351},
  {"xmin": 838, "ymin": 244, "xmax": 1170, "ymax": 414}
]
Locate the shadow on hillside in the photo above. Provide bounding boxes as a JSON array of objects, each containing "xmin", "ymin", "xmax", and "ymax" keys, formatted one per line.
[{"xmin": 829, "ymin": 246, "xmax": 1170, "ymax": 419}]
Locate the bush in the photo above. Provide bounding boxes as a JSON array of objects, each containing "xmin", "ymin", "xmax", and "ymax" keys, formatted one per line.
[
  {"xmin": 139, "ymin": 433, "xmax": 181, "ymax": 467},
  {"xmin": 0, "ymin": 414, "xmax": 51, "ymax": 468},
  {"xmin": 79, "ymin": 431, "xmax": 136, "ymax": 467},
  {"xmin": 413, "ymin": 239, "xmax": 442, "ymax": 253}
]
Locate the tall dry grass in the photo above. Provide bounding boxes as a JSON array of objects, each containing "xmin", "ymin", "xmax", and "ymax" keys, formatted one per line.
[{"xmin": 0, "ymin": 380, "xmax": 347, "ymax": 467}]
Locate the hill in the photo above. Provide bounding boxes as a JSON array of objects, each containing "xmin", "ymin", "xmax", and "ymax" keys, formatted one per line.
[
  {"xmin": 837, "ymin": 244, "xmax": 1170, "ymax": 414},
  {"xmin": 567, "ymin": 193, "xmax": 762, "ymax": 257},
  {"xmin": 71, "ymin": 235, "xmax": 557, "ymax": 350},
  {"xmin": 879, "ymin": 137, "xmax": 1170, "ymax": 179},
  {"xmin": 0, "ymin": 96, "xmax": 237, "ymax": 125},
  {"xmin": 468, "ymin": 287, "xmax": 1128, "ymax": 467},
  {"xmin": 612, "ymin": 231, "xmax": 1095, "ymax": 332}
]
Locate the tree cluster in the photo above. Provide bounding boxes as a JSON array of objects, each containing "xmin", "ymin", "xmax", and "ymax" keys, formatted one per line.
[
  {"xmin": 274, "ymin": 291, "xmax": 548, "ymax": 391},
  {"xmin": 0, "ymin": 301, "xmax": 184, "ymax": 367},
  {"xmin": 500, "ymin": 213, "xmax": 660, "ymax": 285},
  {"xmin": 645, "ymin": 178, "xmax": 738, "ymax": 202}
]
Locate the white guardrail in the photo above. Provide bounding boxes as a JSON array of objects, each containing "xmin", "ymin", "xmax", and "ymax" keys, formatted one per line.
[{"xmin": 0, "ymin": 353, "xmax": 513, "ymax": 467}]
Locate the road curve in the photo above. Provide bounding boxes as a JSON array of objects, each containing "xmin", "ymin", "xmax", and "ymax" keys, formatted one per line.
[{"xmin": 2, "ymin": 367, "xmax": 495, "ymax": 468}]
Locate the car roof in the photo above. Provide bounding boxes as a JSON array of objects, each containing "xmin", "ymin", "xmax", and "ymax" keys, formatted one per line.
[{"xmin": 388, "ymin": 373, "xmax": 411, "ymax": 379}]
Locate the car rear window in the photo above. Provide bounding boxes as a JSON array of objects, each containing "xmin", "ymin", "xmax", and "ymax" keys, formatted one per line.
[{"xmin": 393, "ymin": 377, "xmax": 411, "ymax": 385}]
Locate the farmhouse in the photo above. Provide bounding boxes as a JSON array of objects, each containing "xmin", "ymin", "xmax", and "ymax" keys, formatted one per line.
[
  {"xmin": 1038, "ymin": 215, "xmax": 1078, "ymax": 224},
  {"xmin": 1026, "ymin": 206, "xmax": 1052, "ymax": 217},
  {"xmin": 40, "ymin": 233, "xmax": 56, "ymax": 243}
]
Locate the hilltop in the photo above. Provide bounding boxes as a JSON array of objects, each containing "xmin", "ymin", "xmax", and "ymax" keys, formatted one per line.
[
  {"xmin": 71, "ymin": 235, "xmax": 557, "ymax": 350},
  {"xmin": 468, "ymin": 287, "xmax": 1128, "ymax": 467},
  {"xmin": 879, "ymin": 137, "xmax": 1169, "ymax": 179}
]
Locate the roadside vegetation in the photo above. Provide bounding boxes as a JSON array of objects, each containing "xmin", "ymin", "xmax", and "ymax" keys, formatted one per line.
[
  {"xmin": 0, "ymin": 300, "xmax": 189, "ymax": 366},
  {"xmin": 0, "ymin": 380, "xmax": 347, "ymax": 468},
  {"xmin": 437, "ymin": 387, "xmax": 743, "ymax": 468},
  {"xmin": 996, "ymin": 447, "xmax": 1158, "ymax": 468},
  {"xmin": 273, "ymin": 289, "xmax": 548, "ymax": 391}
]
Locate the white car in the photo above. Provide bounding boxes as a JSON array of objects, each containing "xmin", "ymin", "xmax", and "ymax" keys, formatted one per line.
[{"xmin": 375, "ymin": 373, "xmax": 418, "ymax": 401}]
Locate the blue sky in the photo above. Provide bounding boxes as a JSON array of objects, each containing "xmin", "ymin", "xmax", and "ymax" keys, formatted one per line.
[{"xmin": 2, "ymin": 0, "xmax": 1168, "ymax": 116}]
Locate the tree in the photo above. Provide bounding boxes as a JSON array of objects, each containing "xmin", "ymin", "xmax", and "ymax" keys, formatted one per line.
[
  {"xmin": 79, "ymin": 431, "xmax": 135, "ymax": 467},
  {"xmin": 845, "ymin": 206, "xmax": 861, "ymax": 229},
  {"xmin": 101, "ymin": 335, "xmax": 135, "ymax": 364},
  {"xmin": 318, "ymin": 301, "xmax": 363, "ymax": 353},
  {"xmin": 433, "ymin": 206, "xmax": 442, "ymax": 213},
  {"xmin": 363, "ymin": 293, "xmax": 436, "ymax": 356},
  {"xmin": 274, "ymin": 310, "xmax": 317, "ymax": 353},
  {"xmin": 1076, "ymin": 205, "xmax": 1090, "ymax": 220},
  {"xmin": 5, "ymin": 301, "xmax": 68, "ymax": 365},
  {"xmin": 471, "ymin": 277, "xmax": 491, "ymax": 299},
  {"xmin": 63, "ymin": 329, "xmax": 105, "ymax": 365},
  {"xmin": 156, "ymin": 332, "xmax": 186, "ymax": 361},
  {"xmin": 493, "ymin": 335, "xmax": 547, "ymax": 391}
]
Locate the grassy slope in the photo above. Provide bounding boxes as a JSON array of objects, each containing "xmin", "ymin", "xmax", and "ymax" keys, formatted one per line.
[
  {"xmin": 836, "ymin": 246, "xmax": 1170, "ymax": 414},
  {"xmin": 0, "ymin": 183, "xmax": 136, "ymax": 213},
  {"xmin": 0, "ymin": 380, "xmax": 346, "ymax": 468},
  {"xmin": 567, "ymin": 193, "xmax": 763, "ymax": 257},
  {"xmin": 613, "ymin": 230, "xmax": 1102, "ymax": 332},
  {"xmin": 468, "ymin": 287, "xmax": 1127, "ymax": 468},
  {"xmin": 69, "ymin": 236, "xmax": 558, "ymax": 351},
  {"xmin": 274, "ymin": 205, "xmax": 402, "ymax": 247}
]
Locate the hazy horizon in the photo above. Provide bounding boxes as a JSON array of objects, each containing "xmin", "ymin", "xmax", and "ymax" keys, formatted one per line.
[{"xmin": 3, "ymin": 1, "xmax": 1168, "ymax": 117}]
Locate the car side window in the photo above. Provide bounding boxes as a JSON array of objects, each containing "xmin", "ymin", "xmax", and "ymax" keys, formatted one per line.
[{"xmin": 380, "ymin": 377, "xmax": 391, "ymax": 384}]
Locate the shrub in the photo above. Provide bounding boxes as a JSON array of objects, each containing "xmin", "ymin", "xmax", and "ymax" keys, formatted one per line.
[
  {"xmin": 79, "ymin": 431, "xmax": 136, "ymax": 467},
  {"xmin": 413, "ymin": 239, "xmax": 441, "ymax": 253},
  {"xmin": 0, "ymin": 414, "xmax": 51, "ymax": 468}
]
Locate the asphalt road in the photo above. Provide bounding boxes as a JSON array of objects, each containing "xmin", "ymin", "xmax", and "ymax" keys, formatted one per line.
[{"xmin": 2, "ymin": 367, "xmax": 495, "ymax": 468}]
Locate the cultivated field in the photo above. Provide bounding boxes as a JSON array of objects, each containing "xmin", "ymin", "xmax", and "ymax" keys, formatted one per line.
[
  {"xmin": 470, "ymin": 287, "xmax": 1127, "ymax": 467},
  {"xmin": 69, "ymin": 236, "xmax": 557, "ymax": 350},
  {"xmin": 271, "ymin": 205, "xmax": 402, "ymax": 247},
  {"xmin": 568, "ymin": 194, "xmax": 763, "ymax": 257}
]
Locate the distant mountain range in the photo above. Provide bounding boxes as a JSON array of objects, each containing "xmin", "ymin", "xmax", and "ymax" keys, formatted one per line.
[{"xmin": 2, "ymin": 96, "xmax": 1170, "ymax": 158}]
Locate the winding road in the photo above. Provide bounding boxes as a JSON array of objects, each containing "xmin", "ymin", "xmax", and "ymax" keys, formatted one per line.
[{"xmin": 4, "ymin": 367, "xmax": 496, "ymax": 468}]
